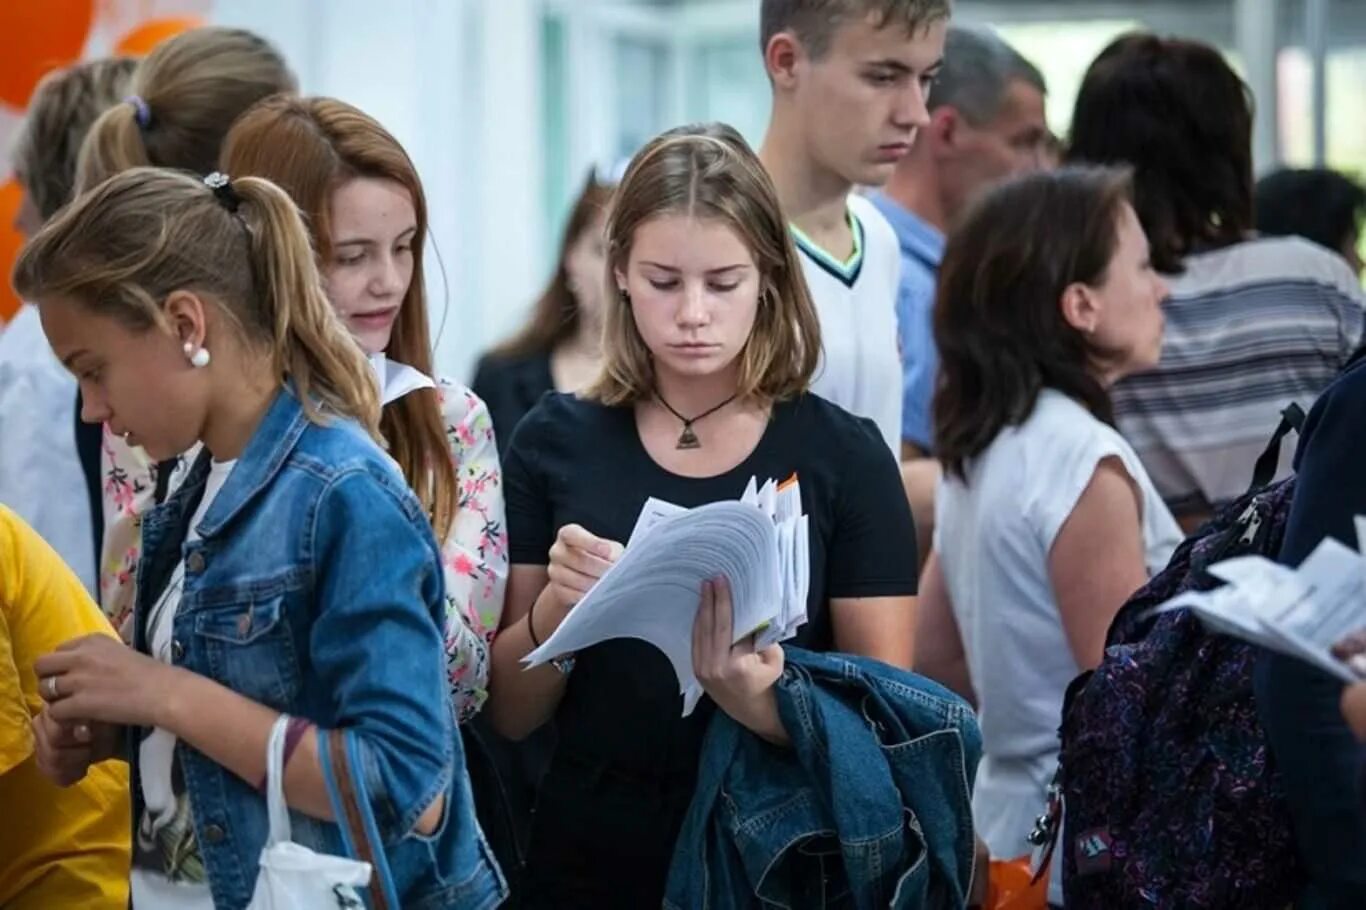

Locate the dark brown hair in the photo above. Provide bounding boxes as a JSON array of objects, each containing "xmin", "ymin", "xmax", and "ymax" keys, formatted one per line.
[
  {"xmin": 760, "ymin": 0, "xmax": 951, "ymax": 58},
  {"xmin": 1066, "ymin": 32, "xmax": 1253, "ymax": 274},
  {"xmin": 221, "ymin": 95, "xmax": 457, "ymax": 542},
  {"xmin": 492, "ymin": 171, "xmax": 615, "ymax": 360},
  {"xmin": 934, "ymin": 166, "xmax": 1134, "ymax": 480}
]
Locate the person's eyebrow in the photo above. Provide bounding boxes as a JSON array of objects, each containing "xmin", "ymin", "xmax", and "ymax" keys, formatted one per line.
[{"xmin": 60, "ymin": 349, "xmax": 90, "ymax": 370}]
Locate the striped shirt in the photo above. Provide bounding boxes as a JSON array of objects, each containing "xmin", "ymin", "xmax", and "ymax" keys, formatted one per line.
[{"xmin": 1113, "ymin": 236, "xmax": 1365, "ymax": 516}]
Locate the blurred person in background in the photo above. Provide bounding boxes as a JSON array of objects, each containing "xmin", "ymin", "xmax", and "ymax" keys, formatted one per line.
[
  {"xmin": 1256, "ymin": 167, "xmax": 1365, "ymax": 278},
  {"xmin": 0, "ymin": 57, "xmax": 137, "ymax": 598},
  {"xmin": 1067, "ymin": 33, "xmax": 1365, "ymax": 532},
  {"xmin": 473, "ymin": 169, "xmax": 617, "ymax": 452},
  {"xmin": 872, "ymin": 23, "xmax": 1050, "ymax": 460}
]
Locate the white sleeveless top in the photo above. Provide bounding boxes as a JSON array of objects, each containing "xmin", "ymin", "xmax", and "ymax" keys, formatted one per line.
[{"xmin": 934, "ymin": 389, "xmax": 1181, "ymax": 870}]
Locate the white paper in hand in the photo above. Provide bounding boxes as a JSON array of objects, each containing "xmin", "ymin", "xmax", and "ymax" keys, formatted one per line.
[
  {"xmin": 524, "ymin": 501, "xmax": 783, "ymax": 714},
  {"xmin": 1153, "ymin": 532, "xmax": 1366, "ymax": 683}
]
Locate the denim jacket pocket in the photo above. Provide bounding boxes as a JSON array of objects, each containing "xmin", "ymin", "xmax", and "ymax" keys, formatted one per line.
[{"xmin": 193, "ymin": 594, "xmax": 302, "ymax": 708}]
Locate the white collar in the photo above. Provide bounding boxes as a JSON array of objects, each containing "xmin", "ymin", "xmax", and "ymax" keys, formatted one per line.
[{"xmin": 368, "ymin": 352, "xmax": 436, "ymax": 405}]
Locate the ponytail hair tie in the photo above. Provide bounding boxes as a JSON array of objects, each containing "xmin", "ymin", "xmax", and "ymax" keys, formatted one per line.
[
  {"xmin": 203, "ymin": 172, "xmax": 241, "ymax": 214},
  {"xmin": 125, "ymin": 95, "xmax": 152, "ymax": 130}
]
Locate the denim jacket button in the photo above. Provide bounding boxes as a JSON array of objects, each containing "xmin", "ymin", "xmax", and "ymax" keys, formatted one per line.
[
  {"xmin": 171, "ymin": 640, "xmax": 185, "ymax": 662},
  {"xmin": 187, "ymin": 552, "xmax": 206, "ymax": 573},
  {"xmin": 202, "ymin": 823, "xmax": 226, "ymax": 844}
]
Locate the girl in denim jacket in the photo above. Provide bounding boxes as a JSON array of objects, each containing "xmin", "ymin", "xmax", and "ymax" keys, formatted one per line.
[{"xmin": 19, "ymin": 167, "xmax": 503, "ymax": 910}]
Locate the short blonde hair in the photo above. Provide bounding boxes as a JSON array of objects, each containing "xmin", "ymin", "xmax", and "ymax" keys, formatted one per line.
[
  {"xmin": 587, "ymin": 122, "xmax": 821, "ymax": 406},
  {"xmin": 11, "ymin": 57, "xmax": 137, "ymax": 221}
]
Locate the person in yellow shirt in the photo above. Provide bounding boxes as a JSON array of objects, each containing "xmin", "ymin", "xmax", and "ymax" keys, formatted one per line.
[{"xmin": 0, "ymin": 504, "xmax": 130, "ymax": 908}]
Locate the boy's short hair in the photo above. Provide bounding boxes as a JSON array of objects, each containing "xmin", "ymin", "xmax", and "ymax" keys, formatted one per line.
[{"xmin": 760, "ymin": 0, "xmax": 952, "ymax": 59}]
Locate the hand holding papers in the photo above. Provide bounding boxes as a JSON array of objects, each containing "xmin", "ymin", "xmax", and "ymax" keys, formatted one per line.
[
  {"xmin": 524, "ymin": 477, "xmax": 811, "ymax": 714},
  {"xmin": 1153, "ymin": 519, "xmax": 1366, "ymax": 683}
]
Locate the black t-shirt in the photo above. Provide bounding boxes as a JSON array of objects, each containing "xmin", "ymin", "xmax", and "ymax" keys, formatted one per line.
[
  {"xmin": 508, "ymin": 390, "xmax": 923, "ymax": 901},
  {"xmin": 504, "ymin": 391, "xmax": 917, "ymax": 896}
]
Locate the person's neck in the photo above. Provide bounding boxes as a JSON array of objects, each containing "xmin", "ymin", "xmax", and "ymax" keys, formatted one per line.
[
  {"xmin": 881, "ymin": 154, "xmax": 949, "ymax": 234},
  {"xmin": 759, "ymin": 112, "xmax": 854, "ymax": 243},
  {"xmin": 653, "ymin": 365, "xmax": 743, "ymax": 420},
  {"xmin": 201, "ymin": 368, "xmax": 279, "ymax": 462}
]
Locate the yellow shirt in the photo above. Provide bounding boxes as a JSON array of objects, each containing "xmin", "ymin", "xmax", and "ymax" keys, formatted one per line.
[{"xmin": 0, "ymin": 505, "xmax": 131, "ymax": 909}]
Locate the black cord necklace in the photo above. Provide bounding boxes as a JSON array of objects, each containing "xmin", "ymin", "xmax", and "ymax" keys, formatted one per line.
[{"xmin": 656, "ymin": 390, "xmax": 739, "ymax": 450}]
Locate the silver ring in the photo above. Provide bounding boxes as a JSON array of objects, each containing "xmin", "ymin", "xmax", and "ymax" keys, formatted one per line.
[{"xmin": 45, "ymin": 676, "xmax": 59, "ymax": 699}]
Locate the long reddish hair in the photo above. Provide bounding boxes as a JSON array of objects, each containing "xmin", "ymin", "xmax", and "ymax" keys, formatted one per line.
[{"xmin": 222, "ymin": 95, "xmax": 457, "ymax": 540}]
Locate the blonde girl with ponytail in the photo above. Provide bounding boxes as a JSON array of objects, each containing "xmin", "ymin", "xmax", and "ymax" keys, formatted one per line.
[
  {"xmin": 79, "ymin": 25, "xmax": 296, "ymax": 632},
  {"xmin": 17, "ymin": 168, "xmax": 504, "ymax": 910}
]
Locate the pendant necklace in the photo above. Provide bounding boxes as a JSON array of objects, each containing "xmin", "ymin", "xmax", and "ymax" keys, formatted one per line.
[{"xmin": 656, "ymin": 390, "xmax": 739, "ymax": 450}]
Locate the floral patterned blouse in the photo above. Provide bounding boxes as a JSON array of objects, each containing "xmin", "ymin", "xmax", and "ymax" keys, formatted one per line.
[{"xmin": 99, "ymin": 378, "xmax": 508, "ymax": 722}]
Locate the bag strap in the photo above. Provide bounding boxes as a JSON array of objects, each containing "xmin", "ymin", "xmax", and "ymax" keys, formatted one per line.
[
  {"xmin": 264, "ymin": 715, "xmax": 292, "ymax": 846},
  {"xmin": 329, "ymin": 728, "xmax": 390, "ymax": 910},
  {"xmin": 1248, "ymin": 402, "xmax": 1307, "ymax": 492}
]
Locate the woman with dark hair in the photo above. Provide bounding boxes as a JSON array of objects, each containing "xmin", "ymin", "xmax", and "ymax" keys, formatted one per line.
[
  {"xmin": 473, "ymin": 171, "xmax": 616, "ymax": 451},
  {"xmin": 913, "ymin": 166, "xmax": 1180, "ymax": 905},
  {"xmin": 1256, "ymin": 168, "xmax": 1365, "ymax": 277},
  {"xmin": 1066, "ymin": 33, "xmax": 1365, "ymax": 531}
]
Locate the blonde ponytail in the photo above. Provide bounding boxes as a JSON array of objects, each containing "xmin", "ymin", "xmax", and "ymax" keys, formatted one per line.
[
  {"xmin": 232, "ymin": 176, "xmax": 382, "ymax": 437},
  {"xmin": 14, "ymin": 166, "xmax": 379, "ymax": 443},
  {"xmin": 75, "ymin": 101, "xmax": 151, "ymax": 194},
  {"xmin": 73, "ymin": 26, "xmax": 294, "ymax": 196}
]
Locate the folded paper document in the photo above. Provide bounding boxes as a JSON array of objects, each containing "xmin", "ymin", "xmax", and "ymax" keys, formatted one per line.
[
  {"xmin": 524, "ymin": 477, "xmax": 810, "ymax": 714},
  {"xmin": 1152, "ymin": 517, "xmax": 1366, "ymax": 683}
]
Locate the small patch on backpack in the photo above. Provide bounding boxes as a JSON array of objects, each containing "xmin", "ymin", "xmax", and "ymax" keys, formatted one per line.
[{"xmin": 1074, "ymin": 827, "xmax": 1113, "ymax": 876}]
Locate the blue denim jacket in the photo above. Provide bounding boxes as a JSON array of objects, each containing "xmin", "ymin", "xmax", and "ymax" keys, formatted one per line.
[
  {"xmin": 131, "ymin": 387, "xmax": 506, "ymax": 910},
  {"xmin": 666, "ymin": 647, "xmax": 982, "ymax": 910}
]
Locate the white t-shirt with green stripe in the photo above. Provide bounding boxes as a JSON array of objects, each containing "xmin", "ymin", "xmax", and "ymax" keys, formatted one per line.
[{"xmin": 792, "ymin": 194, "xmax": 903, "ymax": 455}]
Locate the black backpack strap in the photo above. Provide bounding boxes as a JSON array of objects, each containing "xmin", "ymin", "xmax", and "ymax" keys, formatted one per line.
[{"xmin": 1249, "ymin": 403, "xmax": 1307, "ymax": 492}]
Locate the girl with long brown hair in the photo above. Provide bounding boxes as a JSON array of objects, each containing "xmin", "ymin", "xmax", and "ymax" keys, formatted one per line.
[
  {"xmin": 485, "ymin": 122, "xmax": 918, "ymax": 907},
  {"xmin": 472, "ymin": 170, "xmax": 616, "ymax": 451},
  {"xmin": 221, "ymin": 94, "xmax": 507, "ymax": 721}
]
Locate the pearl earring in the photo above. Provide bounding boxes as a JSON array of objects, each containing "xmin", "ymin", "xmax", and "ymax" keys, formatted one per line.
[{"xmin": 184, "ymin": 342, "xmax": 211, "ymax": 369}]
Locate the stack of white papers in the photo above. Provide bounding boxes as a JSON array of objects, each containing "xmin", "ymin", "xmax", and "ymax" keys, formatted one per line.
[
  {"xmin": 1153, "ymin": 516, "xmax": 1366, "ymax": 683},
  {"xmin": 524, "ymin": 476, "xmax": 810, "ymax": 714}
]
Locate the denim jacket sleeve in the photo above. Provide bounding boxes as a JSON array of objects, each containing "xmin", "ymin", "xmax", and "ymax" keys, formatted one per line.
[{"xmin": 308, "ymin": 465, "xmax": 454, "ymax": 844}]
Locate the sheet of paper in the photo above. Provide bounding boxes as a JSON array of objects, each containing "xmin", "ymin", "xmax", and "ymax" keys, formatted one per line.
[
  {"xmin": 628, "ymin": 496, "xmax": 688, "ymax": 547},
  {"xmin": 1153, "ymin": 534, "xmax": 1366, "ymax": 683},
  {"xmin": 524, "ymin": 477, "xmax": 810, "ymax": 715}
]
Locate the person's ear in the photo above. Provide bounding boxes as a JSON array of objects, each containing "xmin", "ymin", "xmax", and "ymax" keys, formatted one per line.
[
  {"xmin": 764, "ymin": 31, "xmax": 803, "ymax": 90},
  {"xmin": 163, "ymin": 290, "xmax": 209, "ymax": 350},
  {"xmin": 1059, "ymin": 281, "xmax": 1101, "ymax": 337}
]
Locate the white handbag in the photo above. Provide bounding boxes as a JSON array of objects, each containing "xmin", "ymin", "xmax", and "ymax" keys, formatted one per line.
[{"xmin": 245, "ymin": 715, "xmax": 375, "ymax": 910}]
